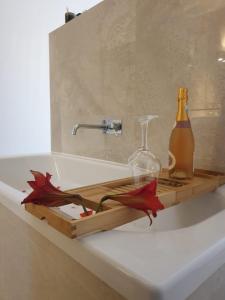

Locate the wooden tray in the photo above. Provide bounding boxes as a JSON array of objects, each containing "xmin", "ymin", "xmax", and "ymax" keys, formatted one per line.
[{"xmin": 25, "ymin": 169, "xmax": 225, "ymax": 238}]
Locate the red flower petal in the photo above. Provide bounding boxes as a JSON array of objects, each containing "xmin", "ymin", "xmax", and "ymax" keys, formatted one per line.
[
  {"xmin": 21, "ymin": 171, "xmax": 85, "ymax": 207},
  {"xmin": 98, "ymin": 179, "xmax": 164, "ymax": 224},
  {"xmin": 128, "ymin": 179, "xmax": 157, "ymax": 197}
]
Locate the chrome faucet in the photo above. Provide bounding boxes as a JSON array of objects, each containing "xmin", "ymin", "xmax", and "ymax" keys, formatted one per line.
[{"xmin": 72, "ymin": 119, "xmax": 122, "ymax": 136}]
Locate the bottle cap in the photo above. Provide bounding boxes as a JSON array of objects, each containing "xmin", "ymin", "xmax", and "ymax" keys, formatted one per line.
[{"xmin": 178, "ymin": 87, "xmax": 188, "ymax": 101}]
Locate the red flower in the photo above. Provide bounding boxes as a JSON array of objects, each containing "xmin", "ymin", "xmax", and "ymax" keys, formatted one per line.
[
  {"xmin": 97, "ymin": 179, "xmax": 164, "ymax": 225},
  {"xmin": 21, "ymin": 171, "xmax": 87, "ymax": 210}
]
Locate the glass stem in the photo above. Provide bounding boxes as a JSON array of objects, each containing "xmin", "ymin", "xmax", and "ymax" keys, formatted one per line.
[{"xmin": 141, "ymin": 122, "xmax": 149, "ymax": 150}]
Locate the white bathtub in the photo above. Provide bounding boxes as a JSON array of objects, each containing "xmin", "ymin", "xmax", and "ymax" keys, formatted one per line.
[{"xmin": 1, "ymin": 152, "xmax": 225, "ymax": 300}]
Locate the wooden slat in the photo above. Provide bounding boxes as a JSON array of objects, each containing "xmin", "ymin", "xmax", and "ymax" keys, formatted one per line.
[{"xmin": 74, "ymin": 206, "xmax": 145, "ymax": 237}]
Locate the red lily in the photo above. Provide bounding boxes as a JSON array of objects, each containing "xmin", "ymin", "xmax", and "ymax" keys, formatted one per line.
[
  {"xmin": 21, "ymin": 171, "xmax": 89, "ymax": 214},
  {"xmin": 96, "ymin": 179, "xmax": 164, "ymax": 225}
]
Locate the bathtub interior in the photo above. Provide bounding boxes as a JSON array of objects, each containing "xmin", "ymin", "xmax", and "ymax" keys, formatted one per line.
[
  {"xmin": 0, "ymin": 154, "xmax": 55, "ymax": 191},
  {"xmin": 0, "ymin": 153, "xmax": 131, "ymax": 192}
]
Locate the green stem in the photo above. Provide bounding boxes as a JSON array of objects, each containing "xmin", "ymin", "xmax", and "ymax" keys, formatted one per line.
[
  {"xmin": 96, "ymin": 195, "xmax": 115, "ymax": 213},
  {"xmin": 95, "ymin": 201, "xmax": 103, "ymax": 214},
  {"xmin": 81, "ymin": 204, "xmax": 88, "ymax": 213},
  {"xmin": 71, "ymin": 194, "xmax": 88, "ymax": 214}
]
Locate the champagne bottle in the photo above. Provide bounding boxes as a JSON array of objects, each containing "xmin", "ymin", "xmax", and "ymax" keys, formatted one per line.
[{"xmin": 169, "ymin": 88, "xmax": 195, "ymax": 179}]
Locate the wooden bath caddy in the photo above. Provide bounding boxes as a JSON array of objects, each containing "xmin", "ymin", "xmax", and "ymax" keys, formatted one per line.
[{"xmin": 25, "ymin": 169, "xmax": 225, "ymax": 238}]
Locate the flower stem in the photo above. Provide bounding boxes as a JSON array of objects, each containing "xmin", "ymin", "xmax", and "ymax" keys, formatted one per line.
[
  {"xmin": 96, "ymin": 195, "xmax": 114, "ymax": 213},
  {"xmin": 71, "ymin": 194, "xmax": 88, "ymax": 214},
  {"xmin": 81, "ymin": 204, "xmax": 88, "ymax": 213},
  {"xmin": 95, "ymin": 202, "xmax": 102, "ymax": 214}
]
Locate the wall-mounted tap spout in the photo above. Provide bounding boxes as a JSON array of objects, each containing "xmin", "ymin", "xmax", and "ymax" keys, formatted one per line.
[{"xmin": 72, "ymin": 119, "xmax": 122, "ymax": 136}]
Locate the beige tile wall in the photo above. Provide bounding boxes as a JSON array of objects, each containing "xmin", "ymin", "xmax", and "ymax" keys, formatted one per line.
[{"xmin": 50, "ymin": 0, "xmax": 225, "ymax": 171}]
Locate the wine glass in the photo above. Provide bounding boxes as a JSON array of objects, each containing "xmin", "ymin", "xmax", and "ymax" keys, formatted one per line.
[{"xmin": 128, "ymin": 115, "xmax": 161, "ymax": 186}]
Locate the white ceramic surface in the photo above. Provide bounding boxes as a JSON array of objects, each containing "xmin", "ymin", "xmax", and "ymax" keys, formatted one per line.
[{"xmin": 1, "ymin": 152, "xmax": 225, "ymax": 300}]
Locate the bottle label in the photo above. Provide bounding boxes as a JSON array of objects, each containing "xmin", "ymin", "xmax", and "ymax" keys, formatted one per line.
[
  {"xmin": 176, "ymin": 120, "xmax": 191, "ymax": 128},
  {"xmin": 168, "ymin": 151, "xmax": 176, "ymax": 171}
]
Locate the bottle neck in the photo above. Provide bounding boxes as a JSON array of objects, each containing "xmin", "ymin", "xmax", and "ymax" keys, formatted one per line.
[{"xmin": 176, "ymin": 99, "xmax": 189, "ymax": 122}]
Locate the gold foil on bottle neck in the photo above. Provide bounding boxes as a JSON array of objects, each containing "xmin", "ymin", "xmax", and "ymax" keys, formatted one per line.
[
  {"xmin": 176, "ymin": 87, "xmax": 189, "ymax": 121},
  {"xmin": 178, "ymin": 87, "xmax": 188, "ymax": 101}
]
